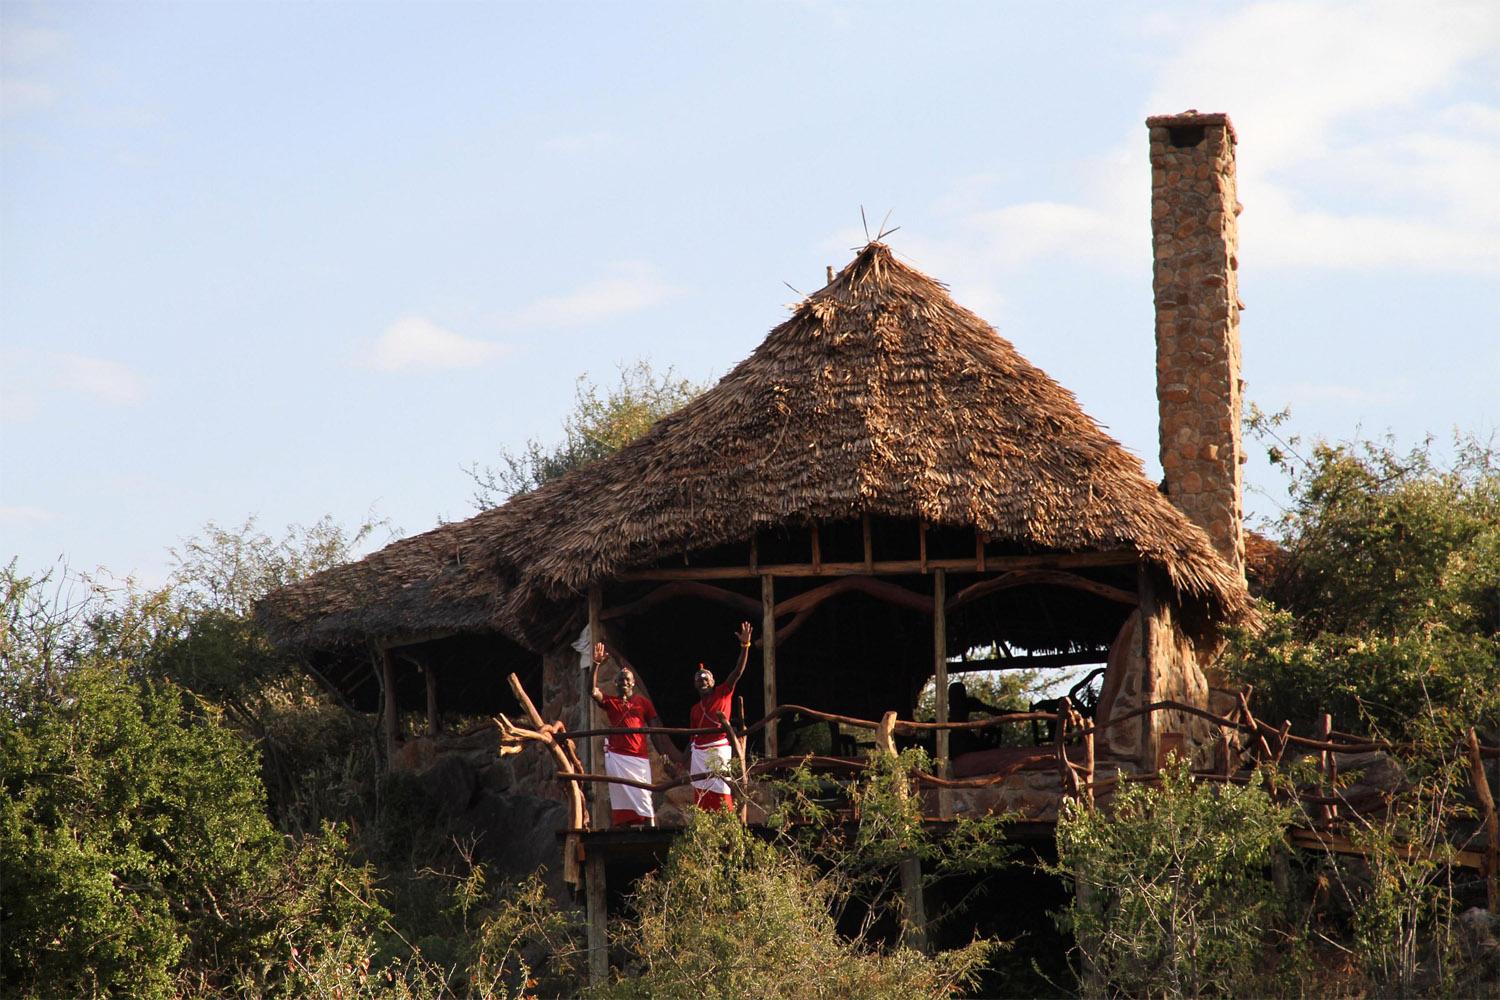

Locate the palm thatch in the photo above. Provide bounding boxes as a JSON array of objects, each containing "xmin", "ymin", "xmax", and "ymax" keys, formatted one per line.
[
  {"xmin": 255, "ymin": 507, "xmax": 519, "ymax": 649},
  {"xmin": 260, "ymin": 241, "xmax": 1248, "ymax": 654},
  {"xmin": 486, "ymin": 243, "xmax": 1247, "ymax": 642}
]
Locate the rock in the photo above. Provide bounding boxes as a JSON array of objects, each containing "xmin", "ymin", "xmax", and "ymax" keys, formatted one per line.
[
  {"xmin": 418, "ymin": 753, "xmax": 477, "ymax": 814},
  {"xmin": 476, "ymin": 760, "xmax": 514, "ymax": 794},
  {"xmin": 1337, "ymin": 751, "xmax": 1408, "ymax": 796},
  {"xmin": 460, "ymin": 792, "xmax": 567, "ymax": 885},
  {"xmin": 1458, "ymin": 907, "xmax": 1500, "ymax": 972}
]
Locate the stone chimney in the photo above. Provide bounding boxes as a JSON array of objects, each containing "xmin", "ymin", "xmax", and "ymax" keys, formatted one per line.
[{"xmin": 1147, "ymin": 110, "xmax": 1245, "ymax": 579}]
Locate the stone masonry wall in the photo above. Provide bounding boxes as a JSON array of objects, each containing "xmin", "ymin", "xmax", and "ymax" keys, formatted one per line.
[{"xmin": 1149, "ymin": 111, "xmax": 1245, "ymax": 578}]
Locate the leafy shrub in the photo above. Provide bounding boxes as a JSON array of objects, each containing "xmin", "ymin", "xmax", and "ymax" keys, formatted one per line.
[
  {"xmin": 603, "ymin": 808, "xmax": 995, "ymax": 1000},
  {"xmin": 1053, "ymin": 762, "xmax": 1298, "ymax": 999}
]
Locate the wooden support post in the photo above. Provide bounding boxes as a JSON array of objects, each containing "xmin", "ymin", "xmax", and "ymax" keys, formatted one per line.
[
  {"xmin": 975, "ymin": 530, "xmax": 986, "ymax": 573},
  {"xmin": 899, "ymin": 854, "xmax": 929, "ymax": 953},
  {"xmin": 761, "ymin": 574, "xmax": 778, "ymax": 759},
  {"xmin": 585, "ymin": 849, "xmax": 608, "ymax": 986},
  {"xmin": 587, "ymin": 584, "xmax": 607, "ymax": 829},
  {"xmin": 918, "ymin": 522, "xmax": 928, "ymax": 574},
  {"xmin": 1136, "ymin": 564, "xmax": 1156, "ymax": 768},
  {"xmin": 810, "ymin": 521, "xmax": 821, "ymax": 574},
  {"xmin": 1467, "ymin": 728, "xmax": 1499, "ymax": 913},
  {"xmin": 862, "ymin": 513, "xmax": 874, "ymax": 573},
  {"xmin": 933, "ymin": 568, "xmax": 950, "ymax": 818},
  {"xmin": 380, "ymin": 648, "xmax": 400, "ymax": 760},
  {"xmin": 1319, "ymin": 714, "xmax": 1335, "ymax": 827},
  {"xmin": 424, "ymin": 662, "xmax": 439, "ymax": 737}
]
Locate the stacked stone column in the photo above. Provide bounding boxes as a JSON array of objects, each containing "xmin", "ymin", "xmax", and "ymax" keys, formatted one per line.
[{"xmin": 1148, "ymin": 111, "xmax": 1245, "ymax": 579}]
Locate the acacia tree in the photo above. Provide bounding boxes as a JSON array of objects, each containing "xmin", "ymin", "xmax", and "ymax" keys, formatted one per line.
[
  {"xmin": 1226, "ymin": 417, "xmax": 1500, "ymax": 739},
  {"xmin": 466, "ymin": 360, "xmax": 704, "ymax": 507}
]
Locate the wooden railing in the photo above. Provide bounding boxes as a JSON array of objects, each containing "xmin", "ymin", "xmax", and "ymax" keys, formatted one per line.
[{"xmin": 497, "ymin": 674, "xmax": 1500, "ymax": 907}]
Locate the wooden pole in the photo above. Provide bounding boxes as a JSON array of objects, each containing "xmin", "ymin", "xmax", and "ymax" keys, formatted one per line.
[
  {"xmin": 585, "ymin": 849, "xmax": 608, "ymax": 986},
  {"xmin": 1467, "ymin": 728, "xmax": 1499, "ymax": 913},
  {"xmin": 862, "ymin": 514, "xmax": 874, "ymax": 572},
  {"xmin": 424, "ymin": 662, "xmax": 439, "ymax": 737},
  {"xmin": 587, "ymin": 584, "xmax": 606, "ymax": 829},
  {"xmin": 1319, "ymin": 714, "xmax": 1335, "ymax": 826},
  {"xmin": 933, "ymin": 568, "xmax": 950, "ymax": 818},
  {"xmin": 1136, "ymin": 564, "xmax": 1156, "ymax": 769},
  {"xmin": 899, "ymin": 855, "xmax": 929, "ymax": 953},
  {"xmin": 762, "ymin": 574, "xmax": 778, "ymax": 758},
  {"xmin": 380, "ymin": 648, "xmax": 400, "ymax": 761}
]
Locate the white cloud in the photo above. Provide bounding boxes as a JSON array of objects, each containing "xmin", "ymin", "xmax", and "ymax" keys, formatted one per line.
[
  {"xmin": 1, "ymin": 78, "xmax": 57, "ymax": 115},
  {"xmin": 513, "ymin": 261, "xmax": 680, "ymax": 327},
  {"xmin": 0, "ymin": 505, "xmax": 59, "ymax": 523},
  {"xmin": 910, "ymin": 0, "xmax": 1500, "ymax": 280},
  {"xmin": 1148, "ymin": 0, "xmax": 1500, "ymax": 274},
  {"xmin": 1, "ymin": 24, "xmax": 65, "ymax": 116},
  {"xmin": 362, "ymin": 316, "xmax": 506, "ymax": 372},
  {"xmin": 1, "ymin": 25, "xmax": 66, "ymax": 64},
  {"xmin": 54, "ymin": 354, "xmax": 147, "ymax": 405}
]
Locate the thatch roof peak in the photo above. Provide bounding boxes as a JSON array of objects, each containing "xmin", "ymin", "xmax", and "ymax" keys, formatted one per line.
[
  {"xmin": 480, "ymin": 241, "xmax": 1248, "ymax": 645},
  {"xmin": 261, "ymin": 240, "xmax": 1249, "ymax": 653}
]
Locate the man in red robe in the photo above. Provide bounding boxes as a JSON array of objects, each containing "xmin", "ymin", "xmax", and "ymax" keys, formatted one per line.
[
  {"xmin": 688, "ymin": 621, "xmax": 753, "ymax": 811},
  {"xmin": 590, "ymin": 642, "xmax": 682, "ymax": 826}
]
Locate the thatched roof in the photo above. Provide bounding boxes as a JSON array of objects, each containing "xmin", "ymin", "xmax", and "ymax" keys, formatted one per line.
[
  {"xmin": 260, "ymin": 242, "xmax": 1248, "ymax": 653},
  {"xmin": 255, "ymin": 508, "xmax": 517, "ymax": 650}
]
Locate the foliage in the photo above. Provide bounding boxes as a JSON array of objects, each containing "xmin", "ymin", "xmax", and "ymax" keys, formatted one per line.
[
  {"xmin": 602, "ymin": 808, "xmax": 996, "ymax": 1000},
  {"xmin": 1226, "ymin": 417, "xmax": 1500, "ymax": 739},
  {"xmin": 0, "ymin": 654, "xmax": 393, "ymax": 998},
  {"xmin": 766, "ymin": 747, "xmax": 1014, "ymax": 939},
  {"xmin": 467, "ymin": 360, "xmax": 704, "ymax": 506},
  {"xmin": 1052, "ymin": 760, "xmax": 1299, "ymax": 999}
]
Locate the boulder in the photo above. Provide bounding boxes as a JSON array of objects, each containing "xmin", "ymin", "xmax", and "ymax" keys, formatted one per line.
[{"xmin": 418, "ymin": 753, "xmax": 477, "ymax": 814}]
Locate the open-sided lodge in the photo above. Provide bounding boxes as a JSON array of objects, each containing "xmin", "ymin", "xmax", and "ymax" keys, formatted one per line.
[{"xmin": 257, "ymin": 112, "xmax": 1257, "ymax": 952}]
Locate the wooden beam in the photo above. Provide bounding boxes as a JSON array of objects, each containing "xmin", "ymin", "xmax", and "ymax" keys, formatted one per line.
[
  {"xmin": 947, "ymin": 649, "xmax": 1110, "ymax": 672},
  {"xmin": 774, "ymin": 575, "xmax": 934, "ymax": 618},
  {"xmin": 380, "ymin": 629, "xmax": 460, "ymax": 650},
  {"xmin": 1137, "ymin": 563, "xmax": 1157, "ymax": 769},
  {"xmin": 976, "ymin": 531, "xmax": 987, "ymax": 573},
  {"xmin": 585, "ymin": 849, "xmax": 608, "ymax": 986},
  {"xmin": 810, "ymin": 522, "xmax": 821, "ymax": 574},
  {"xmin": 762, "ymin": 575, "xmax": 778, "ymax": 759},
  {"xmin": 946, "ymin": 570, "xmax": 1139, "ymax": 612},
  {"xmin": 765, "ymin": 576, "xmax": 934, "ymax": 647},
  {"xmin": 600, "ymin": 580, "xmax": 762, "ymax": 621},
  {"xmin": 933, "ymin": 568, "xmax": 950, "ymax": 818},
  {"xmin": 380, "ymin": 648, "xmax": 399, "ymax": 760},
  {"xmin": 424, "ymin": 661, "xmax": 439, "ymax": 737},
  {"xmin": 618, "ymin": 550, "xmax": 1138, "ymax": 582},
  {"xmin": 587, "ymin": 584, "xmax": 606, "ymax": 829},
  {"xmin": 1468, "ymin": 728, "xmax": 1499, "ymax": 913},
  {"xmin": 862, "ymin": 514, "xmax": 874, "ymax": 572}
]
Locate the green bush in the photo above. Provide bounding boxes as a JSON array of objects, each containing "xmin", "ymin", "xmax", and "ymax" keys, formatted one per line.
[
  {"xmin": 2, "ymin": 662, "xmax": 286, "ymax": 997},
  {"xmin": 1052, "ymin": 762, "xmax": 1299, "ymax": 999},
  {"xmin": 603, "ymin": 808, "xmax": 995, "ymax": 1000}
]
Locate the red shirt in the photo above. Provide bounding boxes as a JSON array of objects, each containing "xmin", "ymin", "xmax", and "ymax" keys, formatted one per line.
[
  {"xmin": 690, "ymin": 681, "xmax": 735, "ymax": 747},
  {"xmin": 599, "ymin": 694, "xmax": 657, "ymax": 758}
]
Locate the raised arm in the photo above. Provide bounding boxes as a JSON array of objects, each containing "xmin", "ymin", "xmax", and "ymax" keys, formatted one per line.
[
  {"xmin": 589, "ymin": 641, "xmax": 608, "ymax": 706},
  {"xmin": 724, "ymin": 621, "xmax": 753, "ymax": 688}
]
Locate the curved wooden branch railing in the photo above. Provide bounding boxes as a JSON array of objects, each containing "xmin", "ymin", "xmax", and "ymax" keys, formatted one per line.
[{"xmin": 498, "ymin": 673, "xmax": 1500, "ymax": 884}]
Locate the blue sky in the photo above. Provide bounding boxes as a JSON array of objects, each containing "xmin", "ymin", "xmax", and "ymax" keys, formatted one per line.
[{"xmin": 2, "ymin": 0, "xmax": 1497, "ymax": 584}]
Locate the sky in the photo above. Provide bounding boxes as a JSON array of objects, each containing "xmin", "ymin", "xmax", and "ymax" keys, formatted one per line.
[{"xmin": 2, "ymin": 0, "xmax": 1497, "ymax": 586}]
